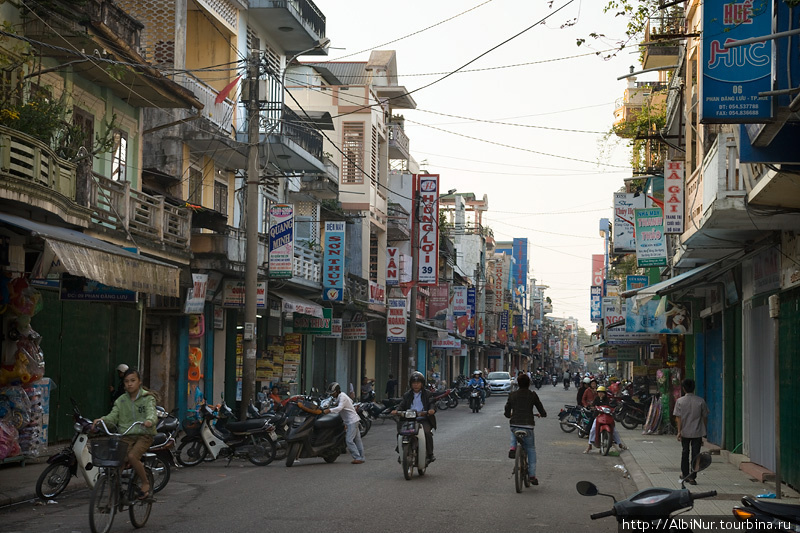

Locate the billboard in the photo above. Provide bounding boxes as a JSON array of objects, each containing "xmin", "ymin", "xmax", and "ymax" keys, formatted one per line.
[
  {"xmin": 590, "ymin": 286, "xmax": 602, "ymax": 322},
  {"xmin": 387, "ymin": 298, "xmax": 407, "ymax": 343},
  {"xmin": 322, "ymin": 221, "xmax": 346, "ymax": 301},
  {"xmin": 664, "ymin": 161, "xmax": 685, "ymax": 234},
  {"xmin": 634, "ymin": 208, "xmax": 667, "ymax": 267},
  {"xmin": 625, "ymin": 299, "xmax": 692, "ymax": 334},
  {"xmin": 416, "ymin": 174, "xmax": 439, "ymax": 286},
  {"xmin": 592, "ymin": 254, "xmax": 605, "ymax": 286},
  {"xmin": 613, "ymin": 192, "xmax": 645, "ymax": 253},
  {"xmin": 268, "ymin": 204, "xmax": 294, "ymax": 278},
  {"xmin": 386, "ymin": 247, "xmax": 400, "ymax": 286}
]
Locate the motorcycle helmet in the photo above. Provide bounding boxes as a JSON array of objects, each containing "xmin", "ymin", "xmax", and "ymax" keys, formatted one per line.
[
  {"xmin": 597, "ymin": 386, "xmax": 607, "ymax": 393},
  {"xmin": 409, "ymin": 371, "xmax": 425, "ymax": 387},
  {"xmin": 473, "ymin": 370, "xmax": 482, "ymax": 376},
  {"xmin": 583, "ymin": 377, "xmax": 591, "ymax": 384},
  {"xmin": 116, "ymin": 364, "xmax": 129, "ymax": 373},
  {"xmin": 327, "ymin": 382, "xmax": 341, "ymax": 396}
]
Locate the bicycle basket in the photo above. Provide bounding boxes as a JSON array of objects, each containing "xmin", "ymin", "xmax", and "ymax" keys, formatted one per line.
[
  {"xmin": 181, "ymin": 417, "xmax": 202, "ymax": 438},
  {"xmin": 90, "ymin": 437, "xmax": 129, "ymax": 467}
]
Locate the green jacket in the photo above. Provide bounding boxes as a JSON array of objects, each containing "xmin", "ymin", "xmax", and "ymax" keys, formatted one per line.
[{"xmin": 102, "ymin": 389, "xmax": 157, "ymax": 436}]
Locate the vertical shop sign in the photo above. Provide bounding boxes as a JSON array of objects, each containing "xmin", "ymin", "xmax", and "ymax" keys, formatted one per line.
[
  {"xmin": 634, "ymin": 208, "xmax": 668, "ymax": 267},
  {"xmin": 613, "ymin": 193, "xmax": 645, "ymax": 253},
  {"xmin": 664, "ymin": 160, "xmax": 685, "ymax": 233},
  {"xmin": 466, "ymin": 287, "xmax": 476, "ymax": 338},
  {"xmin": 386, "ymin": 247, "xmax": 399, "ymax": 286},
  {"xmin": 452, "ymin": 286, "xmax": 468, "ymax": 315},
  {"xmin": 416, "ymin": 174, "xmax": 439, "ymax": 286},
  {"xmin": 590, "ymin": 286, "xmax": 602, "ymax": 322},
  {"xmin": 592, "ymin": 254, "xmax": 605, "ymax": 286},
  {"xmin": 494, "ymin": 261, "xmax": 504, "ymax": 312},
  {"xmin": 269, "ymin": 204, "xmax": 294, "ymax": 278},
  {"xmin": 323, "ymin": 221, "xmax": 345, "ymax": 301},
  {"xmin": 387, "ymin": 298, "xmax": 407, "ymax": 343}
]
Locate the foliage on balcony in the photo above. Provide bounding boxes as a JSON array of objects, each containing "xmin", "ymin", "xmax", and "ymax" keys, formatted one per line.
[{"xmin": 610, "ymin": 96, "xmax": 667, "ymax": 174}]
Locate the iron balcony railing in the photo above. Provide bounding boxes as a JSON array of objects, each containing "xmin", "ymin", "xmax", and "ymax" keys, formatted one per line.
[
  {"xmin": 174, "ymin": 73, "xmax": 234, "ymax": 132},
  {"xmin": 281, "ymin": 106, "xmax": 323, "ymax": 161}
]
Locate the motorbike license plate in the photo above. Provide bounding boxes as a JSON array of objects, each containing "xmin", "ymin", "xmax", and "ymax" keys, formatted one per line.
[{"xmin": 399, "ymin": 421, "xmax": 417, "ymax": 435}]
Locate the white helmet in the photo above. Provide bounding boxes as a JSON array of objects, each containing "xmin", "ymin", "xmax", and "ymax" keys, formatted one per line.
[
  {"xmin": 117, "ymin": 364, "xmax": 129, "ymax": 373},
  {"xmin": 583, "ymin": 377, "xmax": 591, "ymax": 384}
]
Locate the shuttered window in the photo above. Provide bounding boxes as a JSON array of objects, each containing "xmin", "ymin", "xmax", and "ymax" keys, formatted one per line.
[{"xmin": 342, "ymin": 122, "xmax": 364, "ymax": 184}]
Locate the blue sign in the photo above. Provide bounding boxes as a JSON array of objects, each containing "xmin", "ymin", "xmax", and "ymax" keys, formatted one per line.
[
  {"xmin": 322, "ymin": 221, "xmax": 345, "ymax": 301},
  {"xmin": 701, "ymin": 0, "xmax": 773, "ymax": 122},
  {"xmin": 500, "ymin": 310, "xmax": 509, "ymax": 332},
  {"xmin": 590, "ymin": 286, "xmax": 602, "ymax": 322},
  {"xmin": 466, "ymin": 287, "xmax": 476, "ymax": 338},
  {"xmin": 626, "ymin": 275, "xmax": 649, "ymax": 292}
]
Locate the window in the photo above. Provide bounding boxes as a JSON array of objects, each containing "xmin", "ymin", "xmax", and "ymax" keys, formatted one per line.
[
  {"xmin": 72, "ymin": 107, "xmax": 94, "ymax": 157},
  {"xmin": 342, "ymin": 122, "xmax": 364, "ymax": 184},
  {"xmin": 188, "ymin": 166, "xmax": 203, "ymax": 204},
  {"xmin": 371, "ymin": 125, "xmax": 378, "ymax": 182},
  {"xmin": 369, "ymin": 233, "xmax": 378, "ymax": 282},
  {"xmin": 111, "ymin": 130, "xmax": 127, "ymax": 181},
  {"xmin": 214, "ymin": 181, "xmax": 228, "ymax": 216}
]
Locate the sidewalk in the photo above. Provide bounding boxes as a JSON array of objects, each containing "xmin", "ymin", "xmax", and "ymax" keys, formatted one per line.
[
  {"xmin": 0, "ymin": 447, "xmax": 91, "ymax": 508},
  {"xmin": 619, "ymin": 432, "xmax": 800, "ymax": 516}
]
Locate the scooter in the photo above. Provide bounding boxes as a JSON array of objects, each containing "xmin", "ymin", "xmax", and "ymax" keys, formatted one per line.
[
  {"xmin": 552, "ymin": 375, "xmax": 558, "ymax": 387},
  {"xmin": 533, "ymin": 375, "xmax": 543, "ymax": 389},
  {"xmin": 557, "ymin": 404, "xmax": 582, "ymax": 433},
  {"xmin": 283, "ymin": 397, "xmax": 347, "ymax": 467},
  {"xmin": 395, "ymin": 410, "xmax": 431, "ymax": 480},
  {"xmin": 576, "ymin": 452, "xmax": 716, "ymax": 530},
  {"xmin": 616, "ymin": 389, "xmax": 655, "ymax": 430},
  {"xmin": 176, "ymin": 401, "xmax": 277, "ymax": 467},
  {"xmin": 147, "ymin": 406, "xmax": 180, "ymax": 493},
  {"xmin": 733, "ymin": 496, "xmax": 800, "ymax": 529},
  {"xmin": 591, "ymin": 405, "xmax": 617, "ymax": 456},
  {"xmin": 468, "ymin": 385, "xmax": 482, "ymax": 413},
  {"xmin": 35, "ymin": 398, "xmax": 98, "ymax": 501}
]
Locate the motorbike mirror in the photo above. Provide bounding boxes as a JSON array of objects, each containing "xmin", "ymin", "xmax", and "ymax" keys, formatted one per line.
[
  {"xmin": 692, "ymin": 452, "xmax": 712, "ymax": 474},
  {"xmin": 576, "ymin": 481, "xmax": 598, "ymax": 496}
]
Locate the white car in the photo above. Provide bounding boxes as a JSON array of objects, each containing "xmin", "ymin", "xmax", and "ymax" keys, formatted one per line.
[{"xmin": 487, "ymin": 371, "xmax": 513, "ymax": 394}]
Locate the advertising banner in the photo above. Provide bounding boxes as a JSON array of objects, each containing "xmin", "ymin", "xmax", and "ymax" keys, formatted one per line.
[
  {"xmin": 452, "ymin": 286, "xmax": 468, "ymax": 315},
  {"xmin": 592, "ymin": 254, "xmax": 605, "ymax": 286},
  {"xmin": 626, "ymin": 275, "xmax": 649, "ymax": 292},
  {"xmin": 494, "ymin": 261, "xmax": 504, "ymax": 312},
  {"xmin": 322, "ymin": 221, "xmax": 346, "ymax": 301},
  {"xmin": 428, "ymin": 282, "xmax": 449, "ymax": 320},
  {"xmin": 368, "ymin": 281, "xmax": 386, "ymax": 305},
  {"xmin": 664, "ymin": 161, "xmax": 685, "ymax": 233},
  {"xmin": 432, "ymin": 337, "xmax": 461, "ymax": 349},
  {"xmin": 222, "ymin": 280, "xmax": 266, "ymax": 308},
  {"xmin": 183, "ymin": 273, "xmax": 209, "ymax": 314},
  {"xmin": 268, "ymin": 204, "xmax": 294, "ymax": 278},
  {"xmin": 316, "ymin": 318, "xmax": 343, "ymax": 339},
  {"xmin": 386, "ymin": 247, "xmax": 400, "ymax": 286},
  {"xmin": 293, "ymin": 308, "xmax": 333, "ymax": 335},
  {"xmin": 701, "ymin": 0, "xmax": 773, "ymax": 123},
  {"xmin": 343, "ymin": 322, "xmax": 367, "ymax": 341},
  {"xmin": 634, "ymin": 208, "xmax": 667, "ymax": 267},
  {"xmin": 387, "ymin": 298, "xmax": 407, "ymax": 343},
  {"xmin": 466, "ymin": 287, "xmax": 476, "ymax": 338},
  {"xmin": 590, "ymin": 286, "xmax": 602, "ymax": 322},
  {"xmin": 625, "ymin": 299, "xmax": 692, "ymax": 334},
  {"xmin": 416, "ymin": 174, "xmax": 439, "ymax": 286},
  {"xmin": 603, "ymin": 297, "xmax": 623, "ymax": 328},
  {"xmin": 613, "ymin": 193, "xmax": 645, "ymax": 253}
]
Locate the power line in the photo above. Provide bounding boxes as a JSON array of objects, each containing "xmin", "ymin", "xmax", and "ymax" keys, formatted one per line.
[{"xmin": 413, "ymin": 108, "xmax": 607, "ymax": 134}]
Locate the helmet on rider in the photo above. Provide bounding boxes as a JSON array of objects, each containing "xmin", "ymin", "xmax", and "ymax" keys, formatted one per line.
[
  {"xmin": 409, "ymin": 371, "xmax": 425, "ymax": 387},
  {"xmin": 596, "ymin": 386, "xmax": 607, "ymax": 393},
  {"xmin": 473, "ymin": 370, "xmax": 482, "ymax": 376},
  {"xmin": 583, "ymin": 377, "xmax": 591, "ymax": 384},
  {"xmin": 327, "ymin": 382, "xmax": 341, "ymax": 396}
]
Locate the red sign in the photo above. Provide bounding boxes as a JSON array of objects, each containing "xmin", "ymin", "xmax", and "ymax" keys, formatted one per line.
[
  {"xmin": 386, "ymin": 247, "xmax": 399, "ymax": 286},
  {"xmin": 415, "ymin": 174, "xmax": 439, "ymax": 286},
  {"xmin": 592, "ymin": 254, "xmax": 605, "ymax": 287}
]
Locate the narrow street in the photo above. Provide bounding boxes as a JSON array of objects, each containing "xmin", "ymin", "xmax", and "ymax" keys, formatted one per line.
[{"xmin": 0, "ymin": 386, "xmax": 636, "ymax": 533}]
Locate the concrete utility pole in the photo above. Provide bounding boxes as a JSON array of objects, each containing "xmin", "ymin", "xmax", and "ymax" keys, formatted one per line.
[
  {"xmin": 408, "ymin": 175, "xmax": 418, "ymax": 380},
  {"xmin": 241, "ymin": 46, "xmax": 261, "ymax": 419}
]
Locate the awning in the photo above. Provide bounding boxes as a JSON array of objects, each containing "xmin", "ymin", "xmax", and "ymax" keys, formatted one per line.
[
  {"xmin": 417, "ymin": 321, "xmax": 450, "ymax": 339},
  {"xmin": 271, "ymin": 290, "xmax": 324, "ymax": 318},
  {"xmin": 0, "ymin": 213, "xmax": 180, "ymax": 296}
]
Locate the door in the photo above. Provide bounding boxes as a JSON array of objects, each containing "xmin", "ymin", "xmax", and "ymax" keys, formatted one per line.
[
  {"xmin": 702, "ymin": 315, "xmax": 723, "ymax": 446},
  {"xmin": 744, "ymin": 300, "xmax": 775, "ymax": 469}
]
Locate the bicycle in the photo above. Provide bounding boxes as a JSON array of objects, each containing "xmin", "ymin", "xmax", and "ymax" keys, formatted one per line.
[
  {"xmin": 88, "ymin": 420, "xmax": 155, "ymax": 533},
  {"xmin": 511, "ymin": 414, "xmax": 540, "ymax": 493}
]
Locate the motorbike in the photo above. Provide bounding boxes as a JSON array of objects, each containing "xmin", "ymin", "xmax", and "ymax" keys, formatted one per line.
[
  {"xmin": 148, "ymin": 406, "xmax": 180, "ymax": 492},
  {"xmin": 362, "ymin": 398, "xmax": 399, "ymax": 423},
  {"xmin": 176, "ymin": 400, "xmax": 277, "ymax": 467},
  {"xmin": 395, "ymin": 410, "xmax": 431, "ymax": 480},
  {"xmin": 35, "ymin": 398, "xmax": 98, "ymax": 501},
  {"xmin": 247, "ymin": 401, "xmax": 290, "ymax": 460},
  {"xmin": 533, "ymin": 375, "xmax": 543, "ymax": 389},
  {"xmin": 557, "ymin": 404, "xmax": 582, "ymax": 434},
  {"xmin": 552, "ymin": 375, "xmax": 558, "ymax": 387},
  {"xmin": 577, "ymin": 452, "xmax": 716, "ymax": 530},
  {"xmin": 283, "ymin": 397, "xmax": 347, "ymax": 467},
  {"xmin": 431, "ymin": 387, "xmax": 453, "ymax": 411},
  {"xmin": 616, "ymin": 389, "xmax": 655, "ymax": 430},
  {"xmin": 468, "ymin": 385, "xmax": 483, "ymax": 413},
  {"xmin": 591, "ymin": 405, "xmax": 617, "ymax": 456},
  {"xmin": 733, "ymin": 496, "xmax": 800, "ymax": 529}
]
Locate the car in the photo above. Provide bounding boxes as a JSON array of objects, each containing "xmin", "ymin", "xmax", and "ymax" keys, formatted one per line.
[{"xmin": 486, "ymin": 371, "xmax": 513, "ymax": 394}]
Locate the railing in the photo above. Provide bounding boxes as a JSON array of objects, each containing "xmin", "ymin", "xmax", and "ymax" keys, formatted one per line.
[
  {"xmin": 282, "ymin": 106, "xmax": 323, "ymax": 160},
  {"xmin": 685, "ymin": 134, "xmax": 744, "ymax": 227},
  {"xmin": 88, "ymin": 173, "xmax": 191, "ymax": 250},
  {"xmin": 0, "ymin": 126, "xmax": 77, "ymax": 200},
  {"xmin": 347, "ymin": 273, "xmax": 369, "ymax": 303},
  {"xmin": 174, "ymin": 73, "xmax": 234, "ymax": 132},
  {"xmin": 293, "ymin": 245, "xmax": 321, "ymax": 283},
  {"xmin": 645, "ymin": 10, "xmax": 685, "ymax": 41},
  {"xmin": 282, "ymin": 0, "xmax": 326, "ymax": 39},
  {"xmin": 388, "ymin": 123, "xmax": 409, "ymax": 157}
]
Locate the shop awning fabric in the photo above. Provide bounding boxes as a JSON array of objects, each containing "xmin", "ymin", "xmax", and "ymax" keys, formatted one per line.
[
  {"xmin": 271, "ymin": 290, "xmax": 324, "ymax": 318},
  {"xmin": 0, "ymin": 213, "xmax": 179, "ymax": 297}
]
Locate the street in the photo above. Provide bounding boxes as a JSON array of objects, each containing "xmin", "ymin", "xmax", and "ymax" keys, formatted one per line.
[{"xmin": 0, "ymin": 386, "xmax": 637, "ymax": 533}]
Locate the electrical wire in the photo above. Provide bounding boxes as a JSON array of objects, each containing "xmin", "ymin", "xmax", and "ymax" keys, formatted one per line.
[{"xmin": 413, "ymin": 108, "xmax": 607, "ymax": 134}]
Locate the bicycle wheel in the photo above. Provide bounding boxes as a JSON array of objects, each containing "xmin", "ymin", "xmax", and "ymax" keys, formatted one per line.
[
  {"xmin": 89, "ymin": 472, "xmax": 117, "ymax": 533},
  {"xmin": 149, "ymin": 455, "xmax": 170, "ymax": 493},
  {"xmin": 514, "ymin": 446, "xmax": 524, "ymax": 493},
  {"xmin": 247, "ymin": 434, "xmax": 276, "ymax": 466},
  {"xmin": 36, "ymin": 462, "xmax": 71, "ymax": 500},
  {"xmin": 128, "ymin": 470, "xmax": 153, "ymax": 528},
  {"xmin": 176, "ymin": 438, "xmax": 208, "ymax": 467}
]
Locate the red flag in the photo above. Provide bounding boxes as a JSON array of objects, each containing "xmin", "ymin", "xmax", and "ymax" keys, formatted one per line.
[{"xmin": 215, "ymin": 75, "xmax": 241, "ymax": 104}]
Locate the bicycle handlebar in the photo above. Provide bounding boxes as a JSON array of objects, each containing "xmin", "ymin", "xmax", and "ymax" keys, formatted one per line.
[{"xmin": 94, "ymin": 419, "xmax": 146, "ymax": 436}]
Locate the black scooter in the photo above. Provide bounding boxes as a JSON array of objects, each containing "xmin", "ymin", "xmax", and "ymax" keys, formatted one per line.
[
  {"xmin": 733, "ymin": 496, "xmax": 800, "ymax": 529},
  {"xmin": 284, "ymin": 398, "xmax": 347, "ymax": 467},
  {"xmin": 616, "ymin": 389, "xmax": 655, "ymax": 429},
  {"xmin": 577, "ymin": 453, "xmax": 716, "ymax": 531}
]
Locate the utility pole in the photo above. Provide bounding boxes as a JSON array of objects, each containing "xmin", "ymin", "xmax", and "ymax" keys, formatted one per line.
[
  {"xmin": 407, "ymin": 175, "xmax": 418, "ymax": 382},
  {"xmin": 241, "ymin": 45, "xmax": 261, "ymax": 419}
]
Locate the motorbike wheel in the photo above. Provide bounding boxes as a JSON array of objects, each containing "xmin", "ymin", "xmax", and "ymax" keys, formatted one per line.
[
  {"xmin": 149, "ymin": 454, "xmax": 170, "ymax": 493},
  {"xmin": 436, "ymin": 399, "xmax": 449, "ymax": 411},
  {"xmin": 273, "ymin": 438, "xmax": 288, "ymax": 461},
  {"xmin": 600, "ymin": 430, "xmax": 612, "ymax": 456},
  {"xmin": 323, "ymin": 452, "xmax": 338, "ymax": 463},
  {"xmin": 176, "ymin": 439, "xmax": 208, "ymax": 467},
  {"xmin": 621, "ymin": 416, "xmax": 639, "ymax": 430},
  {"xmin": 447, "ymin": 396, "xmax": 458, "ymax": 409},
  {"xmin": 401, "ymin": 443, "xmax": 414, "ymax": 480},
  {"xmin": 471, "ymin": 399, "xmax": 477, "ymax": 413},
  {"xmin": 613, "ymin": 405, "xmax": 626, "ymax": 423},
  {"xmin": 36, "ymin": 462, "xmax": 72, "ymax": 501},
  {"xmin": 285, "ymin": 443, "xmax": 300, "ymax": 467},
  {"xmin": 559, "ymin": 421, "xmax": 576, "ymax": 433},
  {"xmin": 359, "ymin": 417, "xmax": 371, "ymax": 438},
  {"xmin": 247, "ymin": 434, "xmax": 277, "ymax": 466}
]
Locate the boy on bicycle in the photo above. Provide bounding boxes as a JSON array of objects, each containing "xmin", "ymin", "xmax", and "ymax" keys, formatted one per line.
[
  {"xmin": 93, "ymin": 369, "xmax": 157, "ymax": 498},
  {"xmin": 504, "ymin": 373, "xmax": 546, "ymax": 485}
]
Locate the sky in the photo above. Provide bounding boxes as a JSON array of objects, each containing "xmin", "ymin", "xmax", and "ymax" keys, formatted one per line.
[{"xmin": 311, "ymin": 0, "xmax": 649, "ymax": 331}]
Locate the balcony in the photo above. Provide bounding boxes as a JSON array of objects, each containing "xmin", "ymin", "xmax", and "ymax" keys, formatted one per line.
[
  {"xmin": 370, "ymin": 188, "xmax": 388, "ymax": 230},
  {"xmin": 0, "ymin": 126, "xmax": 90, "ymax": 227},
  {"xmin": 191, "ymin": 227, "xmax": 269, "ymax": 273},
  {"xmin": 387, "ymin": 203, "xmax": 410, "ymax": 242},
  {"xmin": 292, "ymin": 245, "xmax": 322, "ymax": 287},
  {"xmin": 247, "ymin": 0, "xmax": 327, "ymax": 56},
  {"xmin": 641, "ymin": 11, "xmax": 685, "ymax": 70},
  {"xmin": 347, "ymin": 273, "xmax": 369, "ymax": 304},
  {"xmin": 88, "ymin": 173, "xmax": 192, "ymax": 252},
  {"xmin": 388, "ymin": 123, "xmax": 410, "ymax": 160},
  {"xmin": 287, "ymin": 163, "xmax": 339, "ymax": 202},
  {"xmin": 174, "ymin": 73, "xmax": 234, "ymax": 132}
]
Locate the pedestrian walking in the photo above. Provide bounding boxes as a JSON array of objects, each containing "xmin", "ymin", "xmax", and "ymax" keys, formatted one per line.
[{"xmin": 673, "ymin": 378, "xmax": 709, "ymax": 485}]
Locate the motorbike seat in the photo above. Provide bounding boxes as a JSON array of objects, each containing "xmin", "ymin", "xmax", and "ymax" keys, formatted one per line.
[
  {"xmin": 267, "ymin": 413, "xmax": 287, "ymax": 426},
  {"xmin": 151, "ymin": 433, "xmax": 169, "ymax": 447},
  {"xmin": 225, "ymin": 418, "xmax": 269, "ymax": 433},
  {"xmin": 743, "ymin": 496, "xmax": 800, "ymax": 524},
  {"xmin": 157, "ymin": 417, "xmax": 179, "ymax": 433},
  {"xmin": 314, "ymin": 413, "xmax": 343, "ymax": 429}
]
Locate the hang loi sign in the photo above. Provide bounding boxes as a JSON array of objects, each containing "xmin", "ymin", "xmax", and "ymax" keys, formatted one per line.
[{"xmin": 415, "ymin": 174, "xmax": 439, "ymax": 286}]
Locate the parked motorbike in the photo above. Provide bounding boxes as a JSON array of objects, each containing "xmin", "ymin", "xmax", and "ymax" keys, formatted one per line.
[
  {"xmin": 284, "ymin": 397, "xmax": 347, "ymax": 467},
  {"xmin": 616, "ymin": 389, "xmax": 655, "ymax": 430},
  {"xmin": 176, "ymin": 401, "xmax": 277, "ymax": 467},
  {"xmin": 591, "ymin": 405, "xmax": 617, "ymax": 456},
  {"xmin": 557, "ymin": 404, "xmax": 582, "ymax": 434},
  {"xmin": 395, "ymin": 410, "xmax": 431, "ymax": 480},
  {"xmin": 733, "ymin": 496, "xmax": 800, "ymax": 529},
  {"xmin": 35, "ymin": 398, "xmax": 98, "ymax": 501},
  {"xmin": 552, "ymin": 375, "xmax": 558, "ymax": 387},
  {"xmin": 362, "ymin": 398, "xmax": 400, "ymax": 423},
  {"xmin": 148, "ymin": 406, "xmax": 180, "ymax": 492},
  {"xmin": 247, "ymin": 401, "xmax": 290, "ymax": 460},
  {"xmin": 576, "ymin": 452, "xmax": 716, "ymax": 530},
  {"xmin": 468, "ymin": 385, "xmax": 483, "ymax": 413},
  {"xmin": 431, "ymin": 387, "xmax": 452, "ymax": 411}
]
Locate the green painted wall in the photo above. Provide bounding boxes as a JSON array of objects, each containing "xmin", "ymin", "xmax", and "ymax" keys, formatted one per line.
[{"xmin": 779, "ymin": 288, "xmax": 800, "ymax": 490}]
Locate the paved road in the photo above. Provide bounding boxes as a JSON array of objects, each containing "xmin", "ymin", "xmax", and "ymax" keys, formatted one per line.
[{"xmin": 0, "ymin": 385, "xmax": 637, "ymax": 533}]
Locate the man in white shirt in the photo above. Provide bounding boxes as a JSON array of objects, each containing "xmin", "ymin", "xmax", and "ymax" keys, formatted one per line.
[{"xmin": 322, "ymin": 382, "xmax": 365, "ymax": 464}]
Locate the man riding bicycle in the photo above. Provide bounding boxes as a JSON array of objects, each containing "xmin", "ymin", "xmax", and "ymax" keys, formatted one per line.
[{"xmin": 504, "ymin": 373, "xmax": 546, "ymax": 485}]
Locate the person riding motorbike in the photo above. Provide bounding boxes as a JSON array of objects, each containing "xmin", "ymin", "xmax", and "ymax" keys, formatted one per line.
[
  {"xmin": 584, "ymin": 386, "xmax": 626, "ymax": 453},
  {"xmin": 392, "ymin": 372, "xmax": 436, "ymax": 463},
  {"xmin": 562, "ymin": 370, "xmax": 571, "ymax": 388},
  {"xmin": 467, "ymin": 370, "xmax": 486, "ymax": 404}
]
